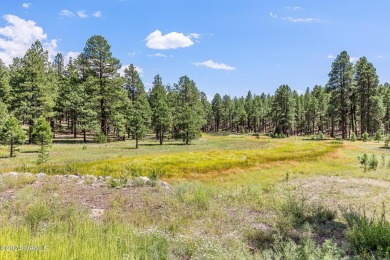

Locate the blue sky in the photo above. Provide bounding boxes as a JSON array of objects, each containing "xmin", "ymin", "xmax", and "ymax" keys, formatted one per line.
[{"xmin": 0, "ymin": 1, "xmax": 389, "ymax": 98}]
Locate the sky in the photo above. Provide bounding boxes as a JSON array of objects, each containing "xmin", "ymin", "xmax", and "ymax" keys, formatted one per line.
[{"xmin": 0, "ymin": 1, "xmax": 389, "ymax": 98}]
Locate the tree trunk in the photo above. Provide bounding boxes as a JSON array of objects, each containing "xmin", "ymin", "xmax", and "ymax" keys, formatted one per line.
[
  {"xmin": 83, "ymin": 130, "xmax": 86, "ymax": 143},
  {"xmin": 10, "ymin": 139, "xmax": 13, "ymax": 158},
  {"xmin": 159, "ymin": 132, "xmax": 163, "ymax": 145},
  {"xmin": 135, "ymin": 135, "xmax": 139, "ymax": 149}
]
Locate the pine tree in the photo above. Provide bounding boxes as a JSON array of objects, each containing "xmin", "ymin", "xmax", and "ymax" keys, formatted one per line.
[
  {"xmin": 149, "ymin": 75, "xmax": 172, "ymax": 145},
  {"xmin": 82, "ymin": 35, "xmax": 121, "ymax": 135},
  {"xmin": 355, "ymin": 57, "xmax": 382, "ymax": 136},
  {"xmin": 176, "ymin": 76, "xmax": 205, "ymax": 144},
  {"xmin": 32, "ymin": 116, "xmax": 53, "ymax": 164},
  {"xmin": 9, "ymin": 41, "xmax": 57, "ymax": 143},
  {"xmin": 327, "ymin": 51, "xmax": 354, "ymax": 139},
  {"xmin": 0, "ymin": 59, "xmax": 11, "ymax": 106},
  {"xmin": 211, "ymin": 93, "xmax": 222, "ymax": 131},
  {"xmin": 0, "ymin": 116, "xmax": 26, "ymax": 157},
  {"xmin": 272, "ymin": 85, "xmax": 294, "ymax": 136}
]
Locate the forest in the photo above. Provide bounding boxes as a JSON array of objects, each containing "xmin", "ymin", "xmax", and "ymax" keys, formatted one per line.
[{"xmin": 1, "ymin": 35, "xmax": 389, "ymax": 153}]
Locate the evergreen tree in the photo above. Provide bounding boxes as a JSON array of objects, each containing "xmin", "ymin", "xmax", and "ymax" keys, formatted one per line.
[
  {"xmin": 0, "ymin": 116, "xmax": 26, "ymax": 157},
  {"xmin": 82, "ymin": 35, "xmax": 121, "ymax": 135},
  {"xmin": 200, "ymin": 92, "xmax": 213, "ymax": 132},
  {"xmin": 355, "ymin": 57, "xmax": 382, "ymax": 136},
  {"xmin": 272, "ymin": 85, "xmax": 294, "ymax": 136},
  {"xmin": 149, "ymin": 75, "xmax": 172, "ymax": 145},
  {"xmin": 0, "ymin": 59, "xmax": 11, "ymax": 106},
  {"xmin": 32, "ymin": 116, "xmax": 53, "ymax": 164},
  {"xmin": 0, "ymin": 101, "xmax": 7, "ymax": 130},
  {"xmin": 176, "ymin": 76, "xmax": 205, "ymax": 144},
  {"xmin": 327, "ymin": 51, "xmax": 354, "ymax": 139},
  {"xmin": 9, "ymin": 41, "xmax": 57, "ymax": 143},
  {"xmin": 211, "ymin": 93, "xmax": 222, "ymax": 131}
]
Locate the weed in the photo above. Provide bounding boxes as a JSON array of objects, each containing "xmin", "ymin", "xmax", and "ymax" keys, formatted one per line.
[{"xmin": 343, "ymin": 205, "xmax": 390, "ymax": 257}]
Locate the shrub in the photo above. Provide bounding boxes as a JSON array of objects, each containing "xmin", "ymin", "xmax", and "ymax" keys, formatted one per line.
[
  {"xmin": 362, "ymin": 132, "xmax": 369, "ymax": 142},
  {"xmin": 260, "ymin": 236, "xmax": 345, "ymax": 259},
  {"xmin": 343, "ymin": 207, "xmax": 390, "ymax": 257},
  {"xmin": 384, "ymin": 135, "xmax": 390, "ymax": 148},
  {"xmin": 375, "ymin": 129, "xmax": 383, "ymax": 142},
  {"xmin": 368, "ymin": 154, "xmax": 378, "ymax": 171},
  {"xmin": 95, "ymin": 131, "xmax": 107, "ymax": 144},
  {"xmin": 350, "ymin": 132, "xmax": 356, "ymax": 142},
  {"xmin": 358, "ymin": 153, "xmax": 369, "ymax": 171}
]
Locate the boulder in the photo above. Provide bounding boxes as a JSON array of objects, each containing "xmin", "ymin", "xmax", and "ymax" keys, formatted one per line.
[{"xmin": 36, "ymin": 173, "xmax": 47, "ymax": 178}]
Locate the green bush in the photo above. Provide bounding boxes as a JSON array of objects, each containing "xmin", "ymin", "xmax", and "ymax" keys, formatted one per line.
[
  {"xmin": 260, "ymin": 236, "xmax": 345, "ymax": 260},
  {"xmin": 368, "ymin": 154, "xmax": 378, "ymax": 171},
  {"xmin": 362, "ymin": 132, "xmax": 369, "ymax": 142},
  {"xmin": 343, "ymin": 207, "xmax": 390, "ymax": 258},
  {"xmin": 95, "ymin": 131, "xmax": 107, "ymax": 144},
  {"xmin": 384, "ymin": 135, "xmax": 390, "ymax": 148},
  {"xmin": 375, "ymin": 129, "xmax": 383, "ymax": 142},
  {"xmin": 350, "ymin": 132, "xmax": 356, "ymax": 142},
  {"xmin": 358, "ymin": 153, "xmax": 369, "ymax": 171}
]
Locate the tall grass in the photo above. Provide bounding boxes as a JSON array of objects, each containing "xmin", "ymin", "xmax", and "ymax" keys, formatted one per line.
[{"xmin": 13, "ymin": 141, "xmax": 340, "ymax": 179}]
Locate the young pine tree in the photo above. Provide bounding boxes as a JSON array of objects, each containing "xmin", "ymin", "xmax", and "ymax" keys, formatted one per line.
[
  {"xmin": 0, "ymin": 116, "xmax": 26, "ymax": 158},
  {"xmin": 32, "ymin": 116, "xmax": 53, "ymax": 164}
]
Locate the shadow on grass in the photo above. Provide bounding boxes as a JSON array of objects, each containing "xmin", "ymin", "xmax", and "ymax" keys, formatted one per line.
[
  {"xmin": 19, "ymin": 150, "xmax": 39, "ymax": 154},
  {"xmin": 52, "ymin": 139, "xmax": 95, "ymax": 144},
  {"xmin": 301, "ymin": 138, "xmax": 334, "ymax": 141},
  {"xmin": 140, "ymin": 143, "xmax": 186, "ymax": 147}
]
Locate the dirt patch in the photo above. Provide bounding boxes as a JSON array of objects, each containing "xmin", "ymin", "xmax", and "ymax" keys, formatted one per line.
[{"xmin": 282, "ymin": 176, "xmax": 390, "ymax": 216}]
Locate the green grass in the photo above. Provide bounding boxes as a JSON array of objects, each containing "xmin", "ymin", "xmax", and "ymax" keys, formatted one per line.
[
  {"xmin": 2, "ymin": 134, "xmax": 390, "ymax": 259},
  {"xmin": 1, "ymin": 135, "xmax": 341, "ymax": 183}
]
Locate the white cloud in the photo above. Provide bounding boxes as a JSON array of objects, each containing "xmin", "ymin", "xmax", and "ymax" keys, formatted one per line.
[
  {"xmin": 377, "ymin": 55, "xmax": 384, "ymax": 59},
  {"xmin": 127, "ymin": 51, "xmax": 136, "ymax": 57},
  {"xmin": 77, "ymin": 11, "xmax": 88, "ymax": 18},
  {"xmin": 327, "ymin": 54, "xmax": 335, "ymax": 59},
  {"xmin": 283, "ymin": 17, "xmax": 319, "ymax": 23},
  {"xmin": 145, "ymin": 30, "xmax": 194, "ymax": 50},
  {"xmin": 350, "ymin": 56, "xmax": 358, "ymax": 62},
  {"xmin": 92, "ymin": 11, "xmax": 102, "ymax": 18},
  {"xmin": 148, "ymin": 53, "xmax": 170, "ymax": 58},
  {"xmin": 64, "ymin": 51, "xmax": 80, "ymax": 64},
  {"xmin": 194, "ymin": 60, "xmax": 236, "ymax": 71},
  {"xmin": 0, "ymin": 14, "xmax": 59, "ymax": 65},
  {"xmin": 60, "ymin": 9, "xmax": 74, "ymax": 17},
  {"xmin": 22, "ymin": 3, "xmax": 31, "ymax": 9},
  {"xmin": 188, "ymin": 33, "xmax": 201, "ymax": 39},
  {"xmin": 119, "ymin": 64, "xmax": 144, "ymax": 77},
  {"xmin": 270, "ymin": 12, "xmax": 277, "ymax": 18},
  {"xmin": 286, "ymin": 6, "xmax": 302, "ymax": 10}
]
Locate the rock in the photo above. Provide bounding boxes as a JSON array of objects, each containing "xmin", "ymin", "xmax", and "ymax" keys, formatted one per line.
[
  {"xmin": 20, "ymin": 172, "xmax": 33, "ymax": 178},
  {"xmin": 97, "ymin": 176, "xmax": 104, "ymax": 181},
  {"xmin": 3, "ymin": 172, "xmax": 19, "ymax": 177},
  {"xmin": 138, "ymin": 176, "xmax": 150, "ymax": 184},
  {"xmin": 160, "ymin": 181, "xmax": 170, "ymax": 187},
  {"xmin": 85, "ymin": 175, "xmax": 97, "ymax": 182},
  {"xmin": 67, "ymin": 174, "xmax": 80, "ymax": 180},
  {"xmin": 36, "ymin": 172, "xmax": 47, "ymax": 178},
  {"xmin": 90, "ymin": 209, "xmax": 104, "ymax": 218}
]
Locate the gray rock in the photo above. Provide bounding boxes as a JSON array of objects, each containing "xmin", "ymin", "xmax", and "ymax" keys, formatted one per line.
[
  {"xmin": 90, "ymin": 208, "xmax": 104, "ymax": 218},
  {"xmin": 3, "ymin": 172, "xmax": 19, "ymax": 177},
  {"xmin": 160, "ymin": 181, "xmax": 170, "ymax": 187},
  {"xmin": 67, "ymin": 174, "xmax": 80, "ymax": 180},
  {"xmin": 97, "ymin": 176, "xmax": 104, "ymax": 181},
  {"xmin": 36, "ymin": 172, "xmax": 47, "ymax": 178},
  {"xmin": 85, "ymin": 175, "xmax": 97, "ymax": 181},
  {"xmin": 138, "ymin": 176, "xmax": 150, "ymax": 184}
]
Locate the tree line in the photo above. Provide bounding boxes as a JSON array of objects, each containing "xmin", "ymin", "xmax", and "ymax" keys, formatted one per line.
[{"xmin": 0, "ymin": 35, "xmax": 389, "ymax": 153}]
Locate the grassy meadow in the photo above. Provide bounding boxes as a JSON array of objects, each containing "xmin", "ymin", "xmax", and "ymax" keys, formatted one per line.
[{"xmin": 1, "ymin": 133, "xmax": 390, "ymax": 259}]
